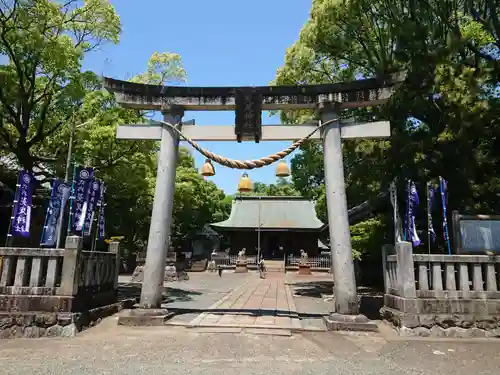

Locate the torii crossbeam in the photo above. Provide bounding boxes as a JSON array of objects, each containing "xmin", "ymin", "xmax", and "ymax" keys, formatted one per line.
[{"xmin": 104, "ymin": 73, "xmax": 404, "ymax": 331}]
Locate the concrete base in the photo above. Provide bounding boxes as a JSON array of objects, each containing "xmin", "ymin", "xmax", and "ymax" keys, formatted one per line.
[
  {"xmin": 235, "ymin": 263, "xmax": 248, "ymax": 273},
  {"xmin": 323, "ymin": 313, "xmax": 379, "ymax": 332},
  {"xmin": 298, "ymin": 264, "xmax": 312, "ymax": 275},
  {"xmin": 117, "ymin": 309, "xmax": 174, "ymax": 326}
]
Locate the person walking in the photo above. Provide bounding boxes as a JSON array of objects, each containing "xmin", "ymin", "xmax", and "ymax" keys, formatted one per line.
[
  {"xmin": 218, "ymin": 265, "xmax": 223, "ymax": 277},
  {"xmin": 258, "ymin": 257, "xmax": 266, "ymax": 279}
]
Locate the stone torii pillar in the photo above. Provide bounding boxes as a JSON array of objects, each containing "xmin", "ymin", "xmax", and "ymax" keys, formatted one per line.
[
  {"xmin": 140, "ymin": 105, "xmax": 183, "ymax": 308},
  {"xmin": 320, "ymin": 101, "xmax": 377, "ymax": 330}
]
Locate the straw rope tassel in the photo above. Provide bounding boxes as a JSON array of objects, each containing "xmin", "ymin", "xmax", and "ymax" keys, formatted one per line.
[{"xmin": 159, "ymin": 118, "xmax": 338, "ymax": 170}]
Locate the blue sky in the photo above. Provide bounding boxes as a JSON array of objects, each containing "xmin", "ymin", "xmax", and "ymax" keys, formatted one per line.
[{"xmin": 83, "ymin": 0, "xmax": 312, "ymax": 194}]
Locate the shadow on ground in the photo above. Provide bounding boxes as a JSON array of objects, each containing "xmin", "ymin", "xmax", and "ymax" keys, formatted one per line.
[
  {"xmin": 291, "ymin": 281, "xmax": 384, "ymax": 320},
  {"xmin": 118, "ymin": 283, "xmax": 202, "ymax": 304}
]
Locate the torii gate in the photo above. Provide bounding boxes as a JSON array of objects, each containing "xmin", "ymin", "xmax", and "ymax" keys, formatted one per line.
[{"xmin": 104, "ymin": 73, "xmax": 404, "ymax": 329}]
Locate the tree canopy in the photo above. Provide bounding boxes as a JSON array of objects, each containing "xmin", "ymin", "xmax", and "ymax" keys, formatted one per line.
[
  {"xmin": 240, "ymin": 178, "xmax": 301, "ymax": 197},
  {"xmin": 0, "ymin": 1, "xmax": 229, "ymax": 254},
  {"xmin": 3, "ymin": 0, "xmax": 499, "ymax": 260},
  {"xmin": 0, "ymin": 0, "xmax": 121, "ymax": 173},
  {"xmin": 274, "ymin": 0, "xmax": 500, "ymax": 253}
]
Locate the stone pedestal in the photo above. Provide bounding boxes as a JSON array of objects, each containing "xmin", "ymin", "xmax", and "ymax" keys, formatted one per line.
[
  {"xmin": 118, "ymin": 308, "xmax": 174, "ymax": 326},
  {"xmin": 164, "ymin": 264, "xmax": 177, "ymax": 281},
  {"xmin": 323, "ymin": 313, "xmax": 378, "ymax": 332},
  {"xmin": 131, "ymin": 264, "xmax": 189, "ymax": 282},
  {"xmin": 235, "ymin": 262, "xmax": 248, "ymax": 273},
  {"xmin": 131, "ymin": 265, "xmax": 144, "ymax": 282},
  {"xmin": 298, "ymin": 264, "xmax": 312, "ymax": 275}
]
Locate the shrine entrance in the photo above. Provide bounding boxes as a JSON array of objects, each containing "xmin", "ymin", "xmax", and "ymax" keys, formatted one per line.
[
  {"xmin": 104, "ymin": 73, "xmax": 403, "ymax": 328},
  {"xmin": 265, "ymin": 234, "xmax": 284, "ymax": 260}
]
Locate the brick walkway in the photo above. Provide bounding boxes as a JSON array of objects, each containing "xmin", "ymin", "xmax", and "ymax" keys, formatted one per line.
[{"xmin": 182, "ymin": 273, "xmax": 303, "ymax": 331}]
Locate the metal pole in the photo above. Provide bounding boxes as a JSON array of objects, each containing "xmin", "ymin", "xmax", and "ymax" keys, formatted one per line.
[
  {"xmin": 91, "ymin": 217, "xmax": 98, "ymax": 252},
  {"xmin": 257, "ymin": 196, "xmax": 261, "ymax": 263},
  {"xmin": 439, "ymin": 177, "xmax": 452, "ymax": 255},
  {"xmin": 426, "ymin": 182, "xmax": 432, "ymax": 282},
  {"xmin": 55, "ymin": 122, "xmax": 76, "ymax": 248},
  {"xmin": 66, "ymin": 163, "xmax": 77, "ymax": 237},
  {"xmin": 56, "ymin": 120, "xmax": 92, "ymax": 248},
  {"xmin": 427, "ymin": 182, "xmax": 431, "ymax": 255},
  {"xmin": 5, "ymin": 171, "xmax": 22, "ymax": 247}
]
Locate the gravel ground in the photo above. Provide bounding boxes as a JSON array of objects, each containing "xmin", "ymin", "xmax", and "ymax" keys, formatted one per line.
[
  {"xmin": 12, "ymin": 272, "xmax": 488, "ymax": 375},
  {"xmin": 0, "ymin": 321, "xmax": 499, "ymax": 375}
]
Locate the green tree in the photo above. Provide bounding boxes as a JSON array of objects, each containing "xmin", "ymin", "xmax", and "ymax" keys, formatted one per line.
[
  {"xmin": 35, "ymin": 50, "xmax": 220, "ymax": 255},
  {"xmin": 171, "ymin": 150, "xmax": 229, "ymax": 247},
  {"xmin": 130, "ymin": 52, "xmax": 187, "ymax": 86},
  {"xmin": 0, "ymin": 0, "xmax": 120, "ymax": 173},
  {"xmin": 0, "ymin": 0, "xmax": 229, "ymax": 254},
  {"xmin": 239, "ymin": 178, "xmax": 301, "ymax": 197},
  {"xmin": 70, "ymin": 54, "xmax": 226, "ymax": 253},
  {"xmin": 275, "ymin": 0, "xmax": 500, "ymax": 257}
]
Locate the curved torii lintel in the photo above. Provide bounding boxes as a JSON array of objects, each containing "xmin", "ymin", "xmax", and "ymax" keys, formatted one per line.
[{"xmin": 102, "ymin": 72, "xmax": 406, "ymax": 111}]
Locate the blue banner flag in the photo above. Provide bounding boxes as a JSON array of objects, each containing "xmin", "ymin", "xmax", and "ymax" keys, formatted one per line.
[
  {"xmin": 427, "ymin": 183, "xmax": 437, "ymax": 244},
  {"xmin": 40, "ymin": 179, "xmax": 71, "ymax": 247},
  {"xmin": 405, "ymin": 180, "xmax": 421, "ymax": 247},
  {"xmin": 70, "ymin": 167, "xmax": 94, "ymax": 233},
  {"xmin": 97, "ymin": 181, "xmax": 105, "ymax": 240},
  {"xmin": 83, "ymin": 180, "xmax": 101, "ymax": 237},
  {"xmin": 12, "ymin": 169, "xmax": 33, "ymax": 238},
  {"xmin": 439, "ymin": 177, "xmax": 451, "ymax": 254}
]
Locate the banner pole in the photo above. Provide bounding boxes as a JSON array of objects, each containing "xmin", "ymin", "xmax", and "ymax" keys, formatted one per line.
[
  {"xmin": 5, "ymin": 170, "xmax": 22, "ymax": 247},
  {"xmin": 39, "ymin": 180, "xmax": 52, "ymax": 247},
  {"xmin": 427, "ymin": 182, "xmax": 431, "ymax": 255},
  {"xmin": 67, "ymin": 164, "xmax": 77, "ymax": 237},
  {"xmin": 426, "ymin": 182, "xmax": 432, "ymax": 282},
  {"xmin": 440, "ymin": 177, "xmax": 452, "ymax": 255}
]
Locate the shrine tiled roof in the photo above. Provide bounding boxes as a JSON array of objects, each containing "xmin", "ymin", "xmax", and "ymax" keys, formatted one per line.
[{"xmin": 210, "ymin": 196, "xmax": 324, "ymax": 231}]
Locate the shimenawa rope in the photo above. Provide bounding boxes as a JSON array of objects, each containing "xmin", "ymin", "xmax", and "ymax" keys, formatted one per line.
[{"xmin": 159, "ymin": 118, "xmax": 338, "ymax": 170}]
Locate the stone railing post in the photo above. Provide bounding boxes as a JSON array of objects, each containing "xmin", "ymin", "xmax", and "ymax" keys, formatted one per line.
[
  {"xmin": 108, "ymin": 241, "xmax": 121, "ymax": 290},
  {"xmin": 59, "ymin": 236, "xmax": 83, "ymax": 296},
  {"xmin": 381, "ymin": 244, "xmax": 394, "ymax": 294},
  {"xmin": 395, "ymin": 242, "xmax": 416, "ymax": 298}
]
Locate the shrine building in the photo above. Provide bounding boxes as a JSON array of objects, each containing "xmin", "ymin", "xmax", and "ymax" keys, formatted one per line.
[{"xmin": 210, "ymin": 196, "xmax": 325, "ymax": 259}]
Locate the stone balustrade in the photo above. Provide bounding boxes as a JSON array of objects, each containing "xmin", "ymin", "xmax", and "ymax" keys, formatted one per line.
[
  {"xmin": 381, "ymin": 242, "xmax": 500, "ymax": 338},
  {"xmin": 0, "ymin": 236, "xmax": 120, "ymax": 313}
]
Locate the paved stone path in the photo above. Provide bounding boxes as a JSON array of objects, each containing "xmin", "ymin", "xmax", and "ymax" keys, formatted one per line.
[
  {"xmin": 118, "ymin": 272, "xmax": 380, "ymax": 332},
  {"xmin": 182, "ymin": 273, "xmax": 305, "ymax": 331}
]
